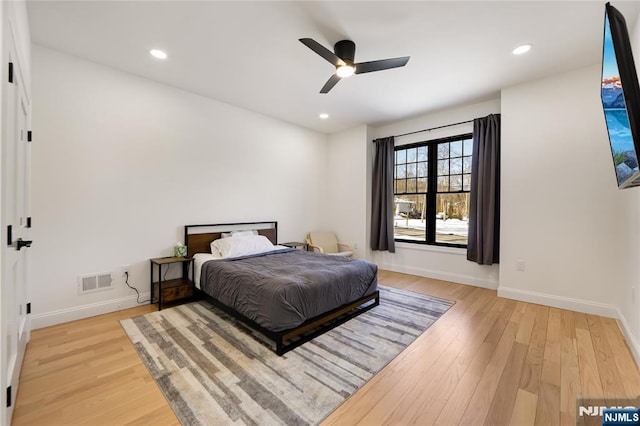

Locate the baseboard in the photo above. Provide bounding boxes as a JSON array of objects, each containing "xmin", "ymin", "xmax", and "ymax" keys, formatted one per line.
[
  {"xmin": 616, "ymin": 307, "xmax": 640, "ymax": 369},
  {"xmin": 31, "ymin": 292, "xmax": 152, "ymax": 329},
  {"xmin": 497, "ymin": 286, "xmax": 619, "ymax": 318},
  {"xmin": 377, "ymin": 263, "xmax": 498, "ymax": 290}
]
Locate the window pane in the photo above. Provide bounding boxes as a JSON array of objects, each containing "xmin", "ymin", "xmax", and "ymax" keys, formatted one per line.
[
  {"xmin": 463, "ymin": 156, "xmax": 472, "ymax": 173},
  {"xmin": 406, "ymin": 178, "xmax": 417, "ymax": 192},
  {"xmin": 437, "ymin": 176, "xmax": 449, "ymax": 191},
  {"xmin": 450, "ymin": 141, "xmax": 462, "ymax": 157},
  {"xmin": 394, "ymin": 194, "xmax": 427, "ymax": 241},
  {"xmin": 396, "ymin": 164, "xmax": 406, "ymax": 178},
  {"xmin": 406, "ymin": 162, "xmax": 417, "ymax": 178},
  {"xmin": 396, "ymin": 179, "xmax": 406, "ymax": 193},
  {"xmin": 437, "ymin": 159, "xmax": 449, "ymax": 176},
  {"xmin": 438, "ymin": 143, "xmax": 449, "ymax": 159},
  {"xmin": 417, "ymin": 177, "xmax": 428, "ymax": 192},
  {"xmin": 450, "ymin": 157, "xmax": 462, "ymax": 174},
  {"xmin": 417, "ymin": 161, "xmax": 428, "ymax": 177},
  {"xmin": 396, "ymin": 149, "xmax": 406, "ymax": 164},
  {"xmin": 463, "ymin": 174, "xmax": 471, "ymax": 191},
  {"xmin": 407, "ymin": 147, "xmax": 417, "ymax": 163},
  {"xmin": 435, "ymin": 193, "xmax": 470, "ymax": 245},
  {"xmin": 450, "ymin": 175, "xmax": 462, "ymax": 191},
  {"xmin": 418, "ymin": 146, "xmax": 428, "ymax": 161},
  {"xmin": 463, "ymin": 139, "xmax": 473, "ymax": 156}
]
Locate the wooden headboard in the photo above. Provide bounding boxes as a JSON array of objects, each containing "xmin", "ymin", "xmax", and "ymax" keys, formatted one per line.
[{"xmin": 184, "ymin": 221, "xmax": 278, "ymax": 258}]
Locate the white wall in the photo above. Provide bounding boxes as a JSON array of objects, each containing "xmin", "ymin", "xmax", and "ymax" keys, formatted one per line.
[
  {"xmin": 367, "ymin": 99, "xmax": 501, "ymax": 289},
  {"xmin": 499, "ymin": 64, "xmax": 639, "ymax": 343},
  {"xmin": 323, "ymin": 125, "xmax": 368, "ymax": 258},
  {"xmin": 620, "ymin": 10, "xmax": 640, "ymax": 365},
  {"xmin": 31, "ymin": 45, "xmax": 328, "ymax": 328}
]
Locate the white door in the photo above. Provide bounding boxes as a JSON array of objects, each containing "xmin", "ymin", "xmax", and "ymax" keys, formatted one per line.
[{"xmin": 1, "ymin": 20, "xmax": 31, "ymax": 425}]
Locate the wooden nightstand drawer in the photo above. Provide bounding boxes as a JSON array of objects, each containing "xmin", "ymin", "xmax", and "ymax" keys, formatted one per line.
[{"xmin": 162, "ymin": 283, "xmax": 193, "ymax": 301}]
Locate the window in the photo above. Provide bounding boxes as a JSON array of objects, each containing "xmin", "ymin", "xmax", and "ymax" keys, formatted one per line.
[{"xmin": 394, "ymin": 134, "xmax": 473, "ymax": 247}]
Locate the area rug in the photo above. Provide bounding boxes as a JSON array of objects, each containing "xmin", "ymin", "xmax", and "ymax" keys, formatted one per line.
[{"xmin": 121, "ymin": 286, "xmax": 453, "ymax": 425}]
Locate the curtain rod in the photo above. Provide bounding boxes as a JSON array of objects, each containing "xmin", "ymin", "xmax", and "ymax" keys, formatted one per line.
[{"xmin": 375, "ymin": 119, "xmax": 474, "ymax": 141}]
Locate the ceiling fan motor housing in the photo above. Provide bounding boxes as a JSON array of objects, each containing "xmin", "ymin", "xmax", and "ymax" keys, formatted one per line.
[{"xmin": 334, "ymin": 40, "xmax": 356, "ymax": 64}]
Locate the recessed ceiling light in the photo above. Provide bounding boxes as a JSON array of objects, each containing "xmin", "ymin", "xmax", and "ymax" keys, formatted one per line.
[
  {"xmin": 150, "ymin": 49, "xmax": 168, "ymax": 60},
  {"xmin": 319, "ymin": 113, "xmax": 329, "ymax": 119},
  {"xmin": 512, "ymin": 43, "xmax": 533, "ymax": 55}
]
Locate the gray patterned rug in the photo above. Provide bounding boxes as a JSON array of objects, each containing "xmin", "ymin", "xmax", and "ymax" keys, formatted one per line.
[{"xmin": 121, "ymin": 286, "xmax": 453, "ymax": 425}]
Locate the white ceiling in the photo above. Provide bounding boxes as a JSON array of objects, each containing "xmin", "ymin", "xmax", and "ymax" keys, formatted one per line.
[{"xmin": 27, "ymin": 1, "xmax": 640, "ymax": 134}]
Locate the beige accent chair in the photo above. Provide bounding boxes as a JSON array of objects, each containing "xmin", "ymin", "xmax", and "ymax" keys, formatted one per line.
[{"xmin": 306, "ymin": 232, "xmax": 354, "ymax": 257}]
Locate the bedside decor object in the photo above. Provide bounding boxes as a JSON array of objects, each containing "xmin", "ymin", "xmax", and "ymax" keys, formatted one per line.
[{"xmin": 174, "ymin": 242, "xmax": 187, "ymax": 257}]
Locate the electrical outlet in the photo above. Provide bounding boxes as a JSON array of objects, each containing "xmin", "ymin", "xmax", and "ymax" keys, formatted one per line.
[
  {"xmin": 516, "ymin": 260, "xmax": 525, "ymax": 272},
  {"xmin": 122, "ymin": 265, "xmax": 129, "ymax": 277},
  {"xmin": 353, "ymin": 242, "xmax": 358, "ymax": 249}
]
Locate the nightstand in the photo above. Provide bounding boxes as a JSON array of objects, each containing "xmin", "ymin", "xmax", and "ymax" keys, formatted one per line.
[
  {"xmin": 281, "ymin": 241, "xmax": 308, "ymax": 251},
  {"xmin": 150, "ymin": 256, "xmax": 194, "ymax": 310}
]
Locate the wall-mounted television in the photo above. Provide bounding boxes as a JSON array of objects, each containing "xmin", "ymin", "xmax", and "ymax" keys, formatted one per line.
[{"xmin": 601, "ymin": 2, "xmax": 640, "ymax": 189}]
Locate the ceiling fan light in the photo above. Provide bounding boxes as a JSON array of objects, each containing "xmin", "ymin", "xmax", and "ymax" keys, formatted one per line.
[{"xmin": 336, "ymin": 65, "xmax": 355, "ymax": 78}]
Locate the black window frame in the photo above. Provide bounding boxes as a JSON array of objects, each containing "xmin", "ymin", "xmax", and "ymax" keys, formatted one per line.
[{"xmin": 393, "ymin": 133, "xmax": 473, "ymax": 248}]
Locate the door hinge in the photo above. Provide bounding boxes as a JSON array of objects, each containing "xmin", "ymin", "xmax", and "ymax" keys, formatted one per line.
[
  {"xmin": 7, "ymin": 225, "xmax": 12, "ymax": 246},
  {"xmin": 26, "ymin": 217, "xmax": 32, "ymax": 228},
  {"xmin": 27, "ymin": 131, "xmax": 32, "ymax": 142},
  {"xmin": 8, "ymin": 62, "xmax": 13, "ymax": 83},
  {"xmin": 26, "ymin": 303, "xmax": 31, "ymax": 315},
  {"xmin": 6, "ymin": 386, "xmax": 11, "ymax": 408}
]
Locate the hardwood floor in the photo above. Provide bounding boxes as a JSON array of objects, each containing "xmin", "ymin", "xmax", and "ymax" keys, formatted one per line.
[
  {"xmin": 14, "ymin": 270, "xmax": 640, "ymax": 425},
  {"xmin": 13, "ymin": 306, "xmax": 178, "ymax": 425}
]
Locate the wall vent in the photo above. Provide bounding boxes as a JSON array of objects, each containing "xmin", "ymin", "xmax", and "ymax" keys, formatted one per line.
[{"xmin": 78, "ymin": 272, "xmax": 113, "ymax": 294}]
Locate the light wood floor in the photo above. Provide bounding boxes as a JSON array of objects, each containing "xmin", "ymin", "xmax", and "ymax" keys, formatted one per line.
[{"xmin": 13, "ymin": 270, "xmax": 640, "ymax": 425}]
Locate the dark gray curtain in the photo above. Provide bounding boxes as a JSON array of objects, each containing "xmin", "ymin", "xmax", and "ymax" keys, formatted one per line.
[
  {"xmin": 371, "ymin": 136, "xmax": 395, "ymax": 253},
  {"xmin": 467, "ymin": 114, "xmax": 500, "ymax": 265}
]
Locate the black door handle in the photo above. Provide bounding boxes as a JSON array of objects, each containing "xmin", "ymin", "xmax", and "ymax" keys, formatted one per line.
[{"xmin": 16, "ymin": 238, "xmax": 32, "ymax": 250}]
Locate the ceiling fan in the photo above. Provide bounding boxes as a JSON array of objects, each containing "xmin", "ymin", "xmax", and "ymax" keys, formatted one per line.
[{"xmin": 299, "ymin": 38, "xmax": 410, "ymax": 94}]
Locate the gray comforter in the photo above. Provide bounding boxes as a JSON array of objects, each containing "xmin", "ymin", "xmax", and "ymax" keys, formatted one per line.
[{"xmin": 200, "ymin": 249, "xmax": 378, "ymax": 332}]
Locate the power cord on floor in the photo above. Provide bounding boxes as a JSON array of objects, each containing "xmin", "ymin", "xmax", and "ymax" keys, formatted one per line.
[{"xmin": 125, "ymin": 271, "xmax": 151, "ymax": 304}]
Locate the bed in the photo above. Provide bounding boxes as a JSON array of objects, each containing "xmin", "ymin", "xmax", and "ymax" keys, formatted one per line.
[{"xmin": 185, "ymin": 221, "xmax": 379, "ymax": 355}]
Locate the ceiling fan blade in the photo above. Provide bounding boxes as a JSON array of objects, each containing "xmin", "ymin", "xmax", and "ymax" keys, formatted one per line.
[
  {"xmin": 299, "ymin": 38, "xmax": 345, "ymax": 67},
  {"xmin": 320, "ymin": 74, "xmax": 341, "ymax": 94},
  {"xmin": 355, "ymin": 56, "xmax": 410, "ymax": 74}
]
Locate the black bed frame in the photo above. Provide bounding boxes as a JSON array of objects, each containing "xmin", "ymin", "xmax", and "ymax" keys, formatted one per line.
[
  {"xmin": 184, "ymin": 221, "xmax": 380, "ymax": 355},
  {"xmin": 197, "ymin": 288, "xmax": 379, "ymax": 355}
]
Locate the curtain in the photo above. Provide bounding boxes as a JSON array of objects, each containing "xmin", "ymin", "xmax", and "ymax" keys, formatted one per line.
[
  {"xmin": 467, "ymin": 114, "xmax": 500, "ymax": 265},
  {"xmin": 371, "ymin": 136, "xmax": 395, "ymax": 253}
]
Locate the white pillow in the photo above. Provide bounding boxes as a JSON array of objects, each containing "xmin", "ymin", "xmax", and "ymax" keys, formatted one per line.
[
  {"xmin": 210, "ymin": 235, "xmax": 274, "ymax": 258},
  {"xmin": 221, "ymin": 230, "xmax": 258, "ymax": 238},
  {"xmin": 231, "ymin": 230, "xmax": 258, "ymax": 237}
]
